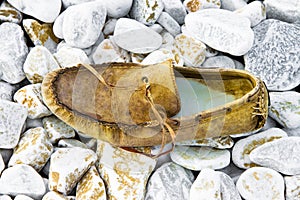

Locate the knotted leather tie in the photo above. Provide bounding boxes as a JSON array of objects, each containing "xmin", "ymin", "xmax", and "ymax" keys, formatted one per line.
[{"xmin": 81, "ymin": 63, "xmax": 176, "ymax": 158}]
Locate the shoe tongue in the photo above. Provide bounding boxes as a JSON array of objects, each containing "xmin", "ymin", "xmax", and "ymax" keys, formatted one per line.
[{"xmin": 111, "ymin": 60, "xmax": 181, "ymax": 125}]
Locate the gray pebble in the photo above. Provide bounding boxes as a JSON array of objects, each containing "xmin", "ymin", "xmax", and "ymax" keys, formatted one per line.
[
  {"xmin": 157, "ymin": 12, "xmax": 181, "ymax": 37},
  {"xmin": 162, "ymin": 0, "xmax": 187, "ymax": 24}
]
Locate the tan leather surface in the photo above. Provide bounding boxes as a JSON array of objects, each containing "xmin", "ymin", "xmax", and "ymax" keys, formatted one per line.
[{"xmin": 53, "ymin": 61, "xmax": 180, "ymax": 125}]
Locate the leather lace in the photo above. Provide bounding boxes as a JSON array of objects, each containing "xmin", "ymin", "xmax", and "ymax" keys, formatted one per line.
[{"xmin": 81, "ymin": 63, "xmax": 176, "ymax": 158}]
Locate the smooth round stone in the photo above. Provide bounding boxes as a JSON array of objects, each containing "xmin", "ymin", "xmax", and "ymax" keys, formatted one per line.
[
  {"xmin": 0, "ymin": 2, "xmax": 22, "ymax": 24},
  {"xmin": 269, "ymin": 92, "xmax": 300, "ymax": 129},
  {"xmin": 23, "ymin": 46, "xmax": 60, "ymax": 83},
  {"xmin": 14, "ymin": 195, "xmax": 34, "ymax": 200},
  {"xmin": 285, "ymin": 175, "xmax": 300, "ymax": 200},
  {"xmin": 113, "ymin": 18, "xmax": 162, "ymax": 54},
  {"xmin": 141, "ymin": 48, "xmax": 183, "ymax": 66},
  {"xmin": 58, "ymin": 139, "xmax": 88, "ymax": 149},
  {"xmin": 130, "ymin": 0, "xmax": 164, "ymax": 25},
  {"xmin": 161, "ymin": 0, "xmax": 187, "ymax": 24},
  {"xmin": 42, "ymin": 191, "xmax": 71, "ymax": 200},
  {"xmin": 174, "ymin": 34, "xmax": 206, "ymax": 67},
  {"xmin": 220, "ymin": 0, "xmax": 247, "ymax": 11},
  {"xmin": 177, "ymin": 136, "xmax": 234, "ymax": 149},
  {"xmin": 0, "ymin": 164, "xmax": 46, "ymax": 199},
  {"xmin": 25, "ymin": 118, "xmax": 43, "ymax": 129},
  {"xmin": 157, "ymin": 12, "xmax": 181, "ymax": 37},
  {"xmin": 92, "ymin": 39, "xmax": 130, "ymax": 64},
  {"xmin": 63, "ymin": 1, "xmax": 107, "ymax": 48},
  {"xmin": 61, "ymin": 0, "xmax": 94, "ymax": 8},
  {"xmin": 190, "ymin": 168, "xmax": 241, "ymax": 200},
  {"xmin": 49, "ymin": 147, "xmax": 97, "ymax": 195},
  {"xmin": 0, "ymin": 195, "xmax": 12, "ymax": 200},
  {"xmin": 96, "ymin": 141, "xmax": 156, "ymax": 200},
  {"xmin": 160, "ymin": 30, "xmax": 175, "ymax": 49},
  {"xmin": 76, "ymin": 166, "xmax": 106, "ymax": 200},
  {"xmin": 235, "ymin": 1, "xmax": 266, "ymax": 27},
  {"xmin": 8, "ymin": 127, "xmax": 53, "ymax": 171},
  {"xmin": 264, "ymin": 0, "xmax": 300, "ymax": 23},
  {"xmin": 42, "ymin": 116, "xmax": 75, "ymax": 144},
  {"xmin": 250, "ymin": 137, "xmax": 300, "ymax": 175},
  {"xmin": 53, "ymin": 46, "xmax": 90, "ymax": 68},
  {"xmin": 14, "ymin": 83, "xmax": 52, "ymax": 119},
  {"xmin": 0, "ymin": 100, "xmax": 27, "ymax": 149},
  {"xmin": 7, "ymin": 0, "xmax": 61, "ymax": 23},
  {"xmin": 244, "ymin": 19, "xmax": 300, "ymax": 91},
  {"xmin": 104, "ymin": 0, "xmax": 133, "ymax": 18},
  {"xmin": 202, "ymin": 56, "xmax": 236, "ymax": 68},
  {"xmin": 232, "ymin": 128, "xmax": 287, "ymax": 169},
  {"xmin": 23, "ymin": 19, "xmax": 59, "ymax": 53},
  {"xmin": 0, "ymin": 22, "xmax": 28, "ymax": 84},
  {"xmin": 145, "ymin": 162, "xmax": 194, "ymax": 200},
  {"xmin": 185, "ymin": 9, "xmax": 253, "ymax": 56},
  {"xmin": 236, "ymin": 167, "xmax": 285, "ymax": 200},
  {"xmin": 183, "ymin": 0, "xmax": 221, "ymax": 12},
  {"xmin": 0, "ymin": 154, "xmax": 4, "ymax": 174},
  {"xmin": 103, "ymin": 18, "xmax": 117, "ymax": 36},
  {"xmin": 170, "ymin": 146, "xmax": 230, "ymax": 170},
  {"xmin": 53, "ymin": 12, "xmax": 65, "ymax": 39},
  {"xmin": 0, "ymin": 81, "xmax": 14, "ymax": 101}
]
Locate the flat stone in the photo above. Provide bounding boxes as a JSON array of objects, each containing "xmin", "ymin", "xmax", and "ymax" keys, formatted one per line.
[
  {"xmin": 58, "ymin": 139, "xmax": 88, "ymax": 149},
  {"xmin": 42, "ymin": 116, "xmax": 75, "ymax": 144},
  {"xmin": 92, "ymin": 39, "xmax": 130, "ymax": 64},
  {"xmin": 0, "ymin": 164, "xmax": 46, "ymax": 199},
  {"xmin": 7, "ymin": 0, "xmax": 61, "ymax": 23},
  {"xmin": 141, "ymin": 48, "xmax": 183, "ymax": 66},
  {"xmin": 232, "ymin": 128, "xmax": 287, "ymax": 169},
  {"xmin": 0, "ymin": 22, "xmax": 28, "ymax": 84},
  {"xmin": 244, "ymin": 19, "xmax": 300, "ymax": 91},
  {"xmin": 250, "ymin": 137, "xmax": 300, "ymax": 175},
  {"xmin": 130, "ymin": 0, "xmax": 164, "ymax": 25},
  {"xmin": 0, "ymin": 195, "xmax": 12, "ymax": 200},
  {"xmin": 0, "ymin": 154, "xmax": 4, "ymax": 174},
  {"xmin": 264, "ymin": 0, "xmax": 300, "ymax": 23},
  {"xmin": 113, "ymin": 18, "xmax": 162, "ymax": 54},
  {"xmin": 23, "ymin": 46, "xmax": 60, "ymax": 83},
  {"xmin": 285, "ymin": 175, "xmax": 300, "ymax": 200},
  {"xmin": 190, "ymin": 168, "xmax": 241, "ymax": 200},
  {"xmin": 183, "ymin": 0, "xmax": 221, "ymax": 12},
  {"xmin": 53, "ymin": 46, "xmax": 90, "ymax": 68},
  {"xmin": 177, "ymin": 136, "xmax": 234, "ymax": 149},
  {"xmin": 49, "ymin": 147, "xmax": 97, "ymax": 195},
  {"xmin": 14, "ymin": 195, "xmax": 34, "ymax": 200},
  {"xmin": 23, "ymin": 19, "xmax": 59, "ymax": 53},
  {"xmin": 185, "ymin": 9, "xmax": 253, "ymax": 56},
  {"xmin": 0, "ymin": 1, "xmax": 22, "ymax": 24},
  {"xmin": 8, "ymin": 127, "xmax": 53, "ymax": 171},
  {"xmin": 14, "ymin": 83, "xmax": 52, "ymax": 119},
  {"xmin": 0, "ymin": 81, "xmax": 14, "ymax": 101},
  {"xmin": 145, "ymin": 162, "xmax": 194, "ymax": 200},
  {"xmin": 174, "ymin": 34, "xmax": 206, "ymax": 67},
  {"xmin": 0, "ymin": 100, "xmax": 27, "ymax": 149},
  {"xmin": 202, "ymin": 55, "xmax": 236, "ymax": 68},
  {"xmin": 97, "ymin": 141, "xmax": 156, "ymax": 200},
  {"xmin": 76, "ymin": 166, "xmax": 106, "ymax": 200},
  {"xmin": 236, "ymin": 167, "xmax": 285, "ymax": 200},
  {"xmin": 170, "ymin": 146, "xmax": 230, "ymax": 170},
  {"xmin": 62, "ymin": 1, "xmax": 107, "ymax": 48},
  {"xmin": 104, "ymin": 0, "xmax": 133, "ymax": 18},
  {"xmin": 161, "ymin": 0, "xmax": 186, "ymax": 24},
  {"xmin": 269, "ymin": 91, "xmax": 300, "ymax": 129},
  {"xmin": 157, "ymin": 12, "xmax": 181, "ymax": 37},
  {"xmin": 220, "ymin": 0, "xmax": 247, "ymax": 11},
  {"xmin": 235, "ymin": 1, "xmax": 266, "ymax": 27},
  {"xmin": 53, "ymin": 11, "xmax": 65, "ymax": 39}
]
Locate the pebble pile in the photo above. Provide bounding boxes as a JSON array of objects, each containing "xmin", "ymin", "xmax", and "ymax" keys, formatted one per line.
[{"xmin": 0, "ymin": 0, "xmax": 299, "ymax": 199}]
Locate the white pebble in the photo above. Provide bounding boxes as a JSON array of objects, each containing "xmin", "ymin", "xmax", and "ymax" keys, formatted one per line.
[
  {"xmin": 170, "ymin": 146, "xmax": 230, "ymax": 170},
  {"xmin": 235, "ymin": 1, "xmax": 266, "ymax": 27},
  {"xmin": 61, "ymin": 0, "xmax": 94, "ymax": 8},
  {"xmin": 202, "ymin": 56, "xmax": 235, "ymax": 68},
  {"xmin": 53, "ymin": 12, "xmax": 65, "ymax": 39},
  {"xmin": 0, "ymin": 100, "xmax": 27, "ymax": 149},
  {"xmin": 185, "ymin": 9, "xmax": 253, "ymax": 56},
  {"xmin": 53, "ymin": 46, "xmax": 90, "ymax": 68},
  {"xmin": 220, "ymin": 0, "xmax": 247, "ymax": 11},
  {"xmin": 183, "ymin": 0, "xmax": 221, "ymax": 12},
  {"xmin": 0, "ymin": 195, "xmax": 12, "ymax": 200},
  {"xmin": 264, "ymin": 0, "xmax": 300, "ymax": 23},
  {"xmin": 103, "ymin": 18, "xmax": 117, "ymax": 36},
  {"xmin": 14, "ymin": 195, "xmax": 34, "ymax": 200},
  {"xmin": 285, "ymin": 175, "xmax": 300, "ymax": 200},
  {"xmin": 23, "ymin": 46, "xmax": 60, "ymax": 83},
  {"xmin": 236, "ymin": 167, "xmax": 285, "ymax": 200},
  {"xmin": 25, "ymin": 118, "xmax": 43, "ymax": 129},
  {"xmin": 0, "ymin": 2, "xmax": 22, "ymax": 24},
  {"xmin": 141, "ymin": 48, "xmax": 183, "ymax": 66},
  {"xmin": 58, "ymin": 139, "xmax": 88, "ymax": 149},
  {"xmin": 162, "ymin": 0, "xmax": 187, "ymax": 24},
  {"xmin": 0, "ymin": 81, "xmax": 14, "ymax": 101},
  {"xmin": 62, "ymin": 1, "xmax": 107, "ymax": 48},
  {"xmin": 0, "ymin": 164, "xmax": 46, "ymax": 199},
  {"xmin": 149, "ymin": 23, "xmax": 164, "ymax": 33},
  {"xmin": 157, "ymin": 12, "xmax": 181, "ymax": 37},
  {"xmin": 14, "ymin": 83, "xmax": 52, "ymax": 119},
  {"xmin": 104, "ymin": 0, "xmax": 133, "ymax": 18},
  {"xmin": 177, "ymin": 136, "xmax": 234, "ymax": 149}
]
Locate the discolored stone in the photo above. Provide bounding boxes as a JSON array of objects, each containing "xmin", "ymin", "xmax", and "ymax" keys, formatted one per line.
[
  {"xmin": 177, "ymin": 136, "xmax": 234, "ymax": 149},
  {"xmin": 232, "ymin": 128, "xmax": 287, "ymax": 169},
  {"xmin": 0, "ymin": 1, "xmax": 22, "ymax": 24},
  {"xmin": 244, "ymin": 19, "xmax": 300, "ymax": 91},
  {"xmin": 183, "ymin": 0, "xmax": 221, "ymax": 12},
  {"xmin": 285, "ymin": 175, "xmax": 300, "ymax": 200},
  {"xmin": 141, "ymin": 48, "xmax": 183, "ymax": 66},
  {"xmin": 145, "ymin": 162, "xmax": 194, "ymax": 200}
]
